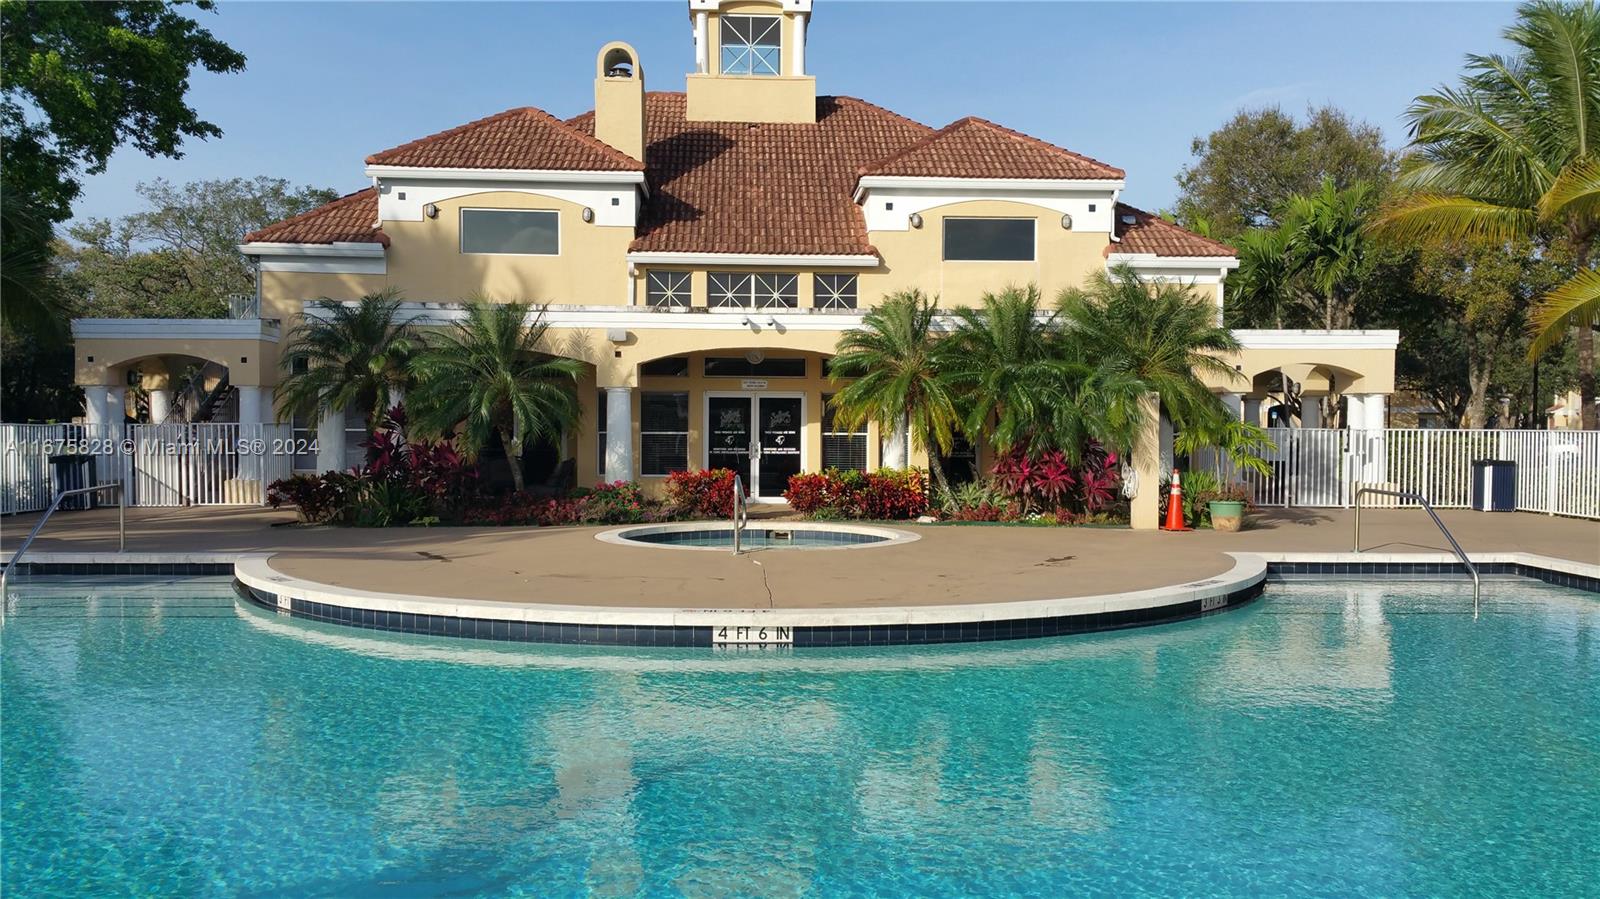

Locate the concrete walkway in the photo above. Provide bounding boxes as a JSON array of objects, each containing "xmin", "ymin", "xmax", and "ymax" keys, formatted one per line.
[{"xmin": 4, "ymin": 505, "xmax": 1594, "ymax": 609}]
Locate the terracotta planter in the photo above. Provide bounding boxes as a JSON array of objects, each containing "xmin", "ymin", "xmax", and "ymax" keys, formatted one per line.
[{"xmin": 1208, "ymin": 500, "xmax": 1244, "ymax": 532}]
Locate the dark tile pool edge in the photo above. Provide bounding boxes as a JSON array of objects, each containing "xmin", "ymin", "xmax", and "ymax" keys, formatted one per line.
[
  {"xmin": 231, "ymin": 577, "xmax": 1268, "ymax": 648},
  {"xmin": 6, "ymin": 561, "xmax": 234, "ymax": 577},
  {"xmin": 1264, "ymin": 561, "xmax": 1600, "ymax": 593}
]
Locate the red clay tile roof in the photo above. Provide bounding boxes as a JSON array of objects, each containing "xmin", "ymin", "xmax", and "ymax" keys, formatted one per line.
[
  {"xmin": 243, "ymin": 188, "xmax": 387, "ymax": 247},
  {"xmin": 366, "ymin": 106, "xmax": 645, "ymax": 171},
  {"xmin": 568, "ymin": 93, "xmax": 933, "ymax": 255},
  {"xmin": 1110, "ymin": 204, "xmax": 1235, "ymax": 257},
  {"xmin": 857, "ymin": 116, "xmax": 1124, "ymax": 181}
]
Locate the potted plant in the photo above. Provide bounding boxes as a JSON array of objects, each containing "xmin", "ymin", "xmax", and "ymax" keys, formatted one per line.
[{"xmin": 1174, "ymin": 413, "xmax": 1275, "ymax": 532}]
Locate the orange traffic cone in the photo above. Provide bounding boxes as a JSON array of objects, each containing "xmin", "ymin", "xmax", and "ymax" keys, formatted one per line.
[{"xmin": 1161, "ymin": 468, "xmax": 1191, "ymax": 531}]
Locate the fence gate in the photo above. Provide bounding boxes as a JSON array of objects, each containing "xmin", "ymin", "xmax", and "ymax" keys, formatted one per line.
[
  {"xmin": 0, "ymin": 423, "xmax": 293, "ymax": 513},
  {"xmin": 1239, "ymin": 427, "xmax": 1600, "ymax": 519}
]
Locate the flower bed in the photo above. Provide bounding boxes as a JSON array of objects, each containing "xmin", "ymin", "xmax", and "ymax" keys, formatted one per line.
[{"xmin": 785, "ymin": 469, "xmax": 928, "ymax": 520}]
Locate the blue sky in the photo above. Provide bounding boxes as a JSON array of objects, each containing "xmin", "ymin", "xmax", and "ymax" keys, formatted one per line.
[{"xmin": 72, "ymin": 1, "xmax": 1518, "ymax": 225}]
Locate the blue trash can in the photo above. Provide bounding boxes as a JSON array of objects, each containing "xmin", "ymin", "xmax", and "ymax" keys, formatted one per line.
[
  {"xmin": 1470, "ymin": 460, "xmax": 1516, "ymax": 512},
  {"xmin": 48, "ymin": 454, "xmax": 99, "ymax": 510}
]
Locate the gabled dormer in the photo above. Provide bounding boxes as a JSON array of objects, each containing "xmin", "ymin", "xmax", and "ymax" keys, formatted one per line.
[{"xmin": 686, "ymin": 0, "xmax": 816, "ymax": 123}]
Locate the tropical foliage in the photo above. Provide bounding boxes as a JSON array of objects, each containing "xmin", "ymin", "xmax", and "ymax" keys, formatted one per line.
[
  {"xmin": 827, "ymin": 290, "xmax": 963, "ymax": 492},
  {"xmin": 406, "ymin": 300, "xmax": 583, "ymax": 493},
  {"xmin": 1059, "ymin": 268, "xmax": 1243, "ymax": 431},
  {"xmin": 783, "ymin": 469, "xmax": 929, "ymax": 520},
  {"xmin": 826, "ymin": 268, "xmax": 1260, "ymax": 523},
  {"xmin": 1372, "ymin": 0, "xmax": 1600, "ymax": 428},
  {"xmin": 276, "ymin": 289, "xmax": 422, "ymax": 432}
]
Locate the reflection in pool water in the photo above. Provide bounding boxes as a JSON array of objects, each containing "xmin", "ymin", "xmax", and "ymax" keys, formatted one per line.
[{"xmin": 2, "ymin": 577, "xmax": 1596, "ymax": 896}]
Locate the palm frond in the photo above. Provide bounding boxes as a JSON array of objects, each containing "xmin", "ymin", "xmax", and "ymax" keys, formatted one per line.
[
  {"xmin": 1528, "ymin": 268, "xmax": 1600, "ymax": 357},
  {"xmin": 1368, "ymin": 193, "xmax": 1537, "ymax": 245},
  {"xmin": 1538, "ymin": 156, "xmax": 1600, "ymax": 223}
]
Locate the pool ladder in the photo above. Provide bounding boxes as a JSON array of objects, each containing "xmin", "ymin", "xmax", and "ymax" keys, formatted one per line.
[
  {"xmin": 1, "ymin": 483, "xmax": 127, "ymax": 611},
  {"xmin": 1353, "ymin": 485, "xmax": 1480, "ymax": 617},
  {"xmin": 731, "ymin": 474, "xmax": 748, "ymax": 555}
]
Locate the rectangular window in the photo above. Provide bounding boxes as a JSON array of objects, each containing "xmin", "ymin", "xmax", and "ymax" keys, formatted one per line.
[
  {"xmin": 343, "ymin": 406, "xmax": 367, "ymax": 471},
  {"xmin": 640, "ymin": 391, "xmax": 689, "ymax": 476},
  {"xmin": 640, "ymin": 356, "xmax": 689, "ymax": 377},
  {"xmin": 943, "ymin": 217, "xmax": 1035, "ymax": 261},
  {"xmin": 291, "ymin": 413, "xmax": 317, "ymax": 471},
  {"xmin": 821, "ymin": 394, "xmax": 868, "ymax": 472},
  {"xmin": 708, "ymin": 272, "xmax": 797, "ymax": 308},
  {"xmin": 596, "ymin": 390, "xmax": 607, "ymax": 476},
  {"xmin": 720, "ymin": 14, "xmax": 781, "ymax": 75},
  {"xmin": 461, "ymin": 208, "xmax": 559, "ymax": 256},
  {"xmin": 645, "ymin": 270, "xmax": 691, "ymax": 308},
  {"xmin": 813, "ymin": 273, "xmax": 858, "ymax": 310},
  {"xmin": 703, "ymin": 356, "xmax": 807, "ymax": 378}
]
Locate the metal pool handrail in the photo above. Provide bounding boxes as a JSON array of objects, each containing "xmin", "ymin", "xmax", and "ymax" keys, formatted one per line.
[
  {"xmin": 1354, "ymin": 484, "xmax": 1480, "ymax": 615},
  {"xmin": 1, "ymin": 482, "xmax": 126, "ymax": 593},
  {"xmin": 731, "ymin": 474, "xmax": 748, "ymax": 555}
]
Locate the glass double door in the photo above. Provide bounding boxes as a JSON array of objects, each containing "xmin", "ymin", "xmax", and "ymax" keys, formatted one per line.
[{"xmin": 707, "ymin": 394, "xmax": 803, "ymax": 499}]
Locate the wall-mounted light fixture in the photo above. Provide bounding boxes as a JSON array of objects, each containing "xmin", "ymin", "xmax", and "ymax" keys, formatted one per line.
[
  {"xmin": 423, "ymin": 203, "xmax": 439, "ymax": 219},
  {"xmin": 908, "ymin": 212, "xmax": 923, "ymax": 229},
  {"xmin": 1060, "ymin": 213, "xmax": 1073, "ymax": 230},
  {"xmin": 582, "ymin": 207, "xmax": 595, "ymax": 223}
]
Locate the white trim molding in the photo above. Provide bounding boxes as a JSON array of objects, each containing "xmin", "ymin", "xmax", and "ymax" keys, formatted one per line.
[
  {"xmin": 1234, "ymin": 329, "xmax": 1400, "ymax": 350},
  {"xmin": 240, "ymin": 241, "xmax": 388, "ymax": 275},
  {"xmin": 855, "ymin": 176, "xmax": 1125, "ymax": 198},
  {"xmin": 365, "ymin": 165, "xmax": 647, "ymax": 192},
  {"xmin": 72, "ymin": 318, "xmax": 282, "ymax": 341},
  {"xmin": 241, "ymin": 242, "xmax": 386, "ymax": 259},
  {"xmin": 626, "ymin": 251, "xmax": 879, "ymax": 268},
  {"xmin": 307, "ymin": 301, "xmax": 867, "ymax": 333},
  {"xmin": 1106, "ymin": 253, "xmax": 1239, "ymax": 271}
]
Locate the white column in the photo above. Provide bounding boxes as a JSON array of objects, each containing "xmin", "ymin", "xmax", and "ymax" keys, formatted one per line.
[
  {"xmin": 604, "ymin": 386, "xmax": 634, "ymax": 484},
  {"xmin": 1243, "ymin": 397, "xmax": 1263, "ymax": 428},
  {"xmin": 1220, "ymin": 393, "xmax": 1243, "ymax": 421},
  {"xmin": 147, "ymin": 389, "xmax": 173, "ymax": 424},
  {"xmin": 236, "ymin": 386, "xmax": 266, "ymax": 426},
  {"xmin": 1363, "ymin": 394, "xmax": 1387, "ymax": 430},
  {"xmin": 1363, "ymin": 394, "xmax": 1388, "ymax": 485},
  {"xmin": 233, "ymin": 386, "xmax": 265, "ymax": 484},
  {"xmin": 881, "ymin": 412, "xmax": 908, "ymax": 469},
  {"xmin": 1345, "ymin": 394, "xmax": 1366, "ymax": 432},
  {"xmin": 315, "ymin": 411, "xmax": 346, "ymax": 474},
  {"xmin": 83, "ymin": 386, "xmax": 112, "ymax": 426},
  {"xmin": 792, "ymin": 12, "xmax": 807, "ymax": 75},
  {"xmin": 695, "ymin": 10, "xmax": 709, "ymax": 73},
  {"xmin": 1300, "ymin": 400, "xmax": 1322, "ymax": 429}
]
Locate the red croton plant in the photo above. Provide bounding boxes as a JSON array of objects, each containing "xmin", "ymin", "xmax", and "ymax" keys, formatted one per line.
[{"xmin": 990, "ymin": 443, "xmax": 1121, "ymax": 518}]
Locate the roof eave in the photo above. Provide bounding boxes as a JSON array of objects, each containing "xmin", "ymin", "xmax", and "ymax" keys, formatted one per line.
[{"xmin": 365, "ymin": 165, "xmax": 648, "ymax": 194}]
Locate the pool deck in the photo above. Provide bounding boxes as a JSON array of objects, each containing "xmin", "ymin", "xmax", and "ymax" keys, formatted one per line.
[{"xmin": 4, "ymin": 505, "xmax": 1595, "ymax": 610}]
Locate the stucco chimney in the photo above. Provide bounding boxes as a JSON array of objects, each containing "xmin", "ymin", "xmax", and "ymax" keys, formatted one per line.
[{"xmin": 594, "ymin": 42, "xmax": 645, "ymax": 161}]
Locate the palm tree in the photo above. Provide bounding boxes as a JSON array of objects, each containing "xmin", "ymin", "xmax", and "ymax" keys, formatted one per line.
[
  {"xmin": 940, "ymin": 284, "xmax": 1146, "ymax": 459},
  {"xmin": 942, "ymin": 285, "xmax": 1066, "ymax": 454},
  {"xmin": 1058, "ymin": 267, "xmax": 1243, "ymax": 431},
  {"xmin": 407, "ymin": 300, "xmax": 582, "ymax": 493},
  {"xmin": 276, "ymin": 288, "xmax": 421, "ymax": 431},
  {"xmin": 1283, "ymin": 178, "xmax": 1377, "ymax": 331},
  {"xmin": 828, "ymin": 289, "xmax": 962, "ymax": 493},
  {"xmin": 1371, "ymin": 0, "xmax": 1600, "ymax": 428}
]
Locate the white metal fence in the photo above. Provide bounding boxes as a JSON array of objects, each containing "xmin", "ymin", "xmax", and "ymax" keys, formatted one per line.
[
  {"xmin": 1, "ymin": 423, "xmax": 294, "ymax": 514},
  {"xmin": 1236, "ymin": 428, "xmax": 1600, "ymax": 519}
]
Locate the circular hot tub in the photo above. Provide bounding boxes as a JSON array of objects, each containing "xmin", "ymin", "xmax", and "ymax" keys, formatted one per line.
[{"xmin": 596, "ymin": 521, "xmax": 919, "ymax": 551}]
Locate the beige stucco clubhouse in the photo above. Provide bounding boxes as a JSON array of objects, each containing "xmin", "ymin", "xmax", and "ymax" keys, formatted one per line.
[{"xmin": 68, "ymin": 0, "xmax": 1397, "ymax": 527}]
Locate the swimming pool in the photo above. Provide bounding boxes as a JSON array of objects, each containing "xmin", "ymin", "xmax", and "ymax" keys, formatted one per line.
[{"xmin": 3, "ymin": 577, "xmax": 1595, "ymax": 896}]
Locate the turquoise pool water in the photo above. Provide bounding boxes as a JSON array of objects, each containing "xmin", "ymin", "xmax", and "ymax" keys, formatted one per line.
[{"xmin": 3, "ymin": 577, "xmax": 1596, "ymax": 896}]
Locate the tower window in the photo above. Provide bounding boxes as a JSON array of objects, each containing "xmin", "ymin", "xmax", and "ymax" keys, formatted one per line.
[{"xmin": 721, "ymin": 15, "xmax": 781, "ymax": 76}]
